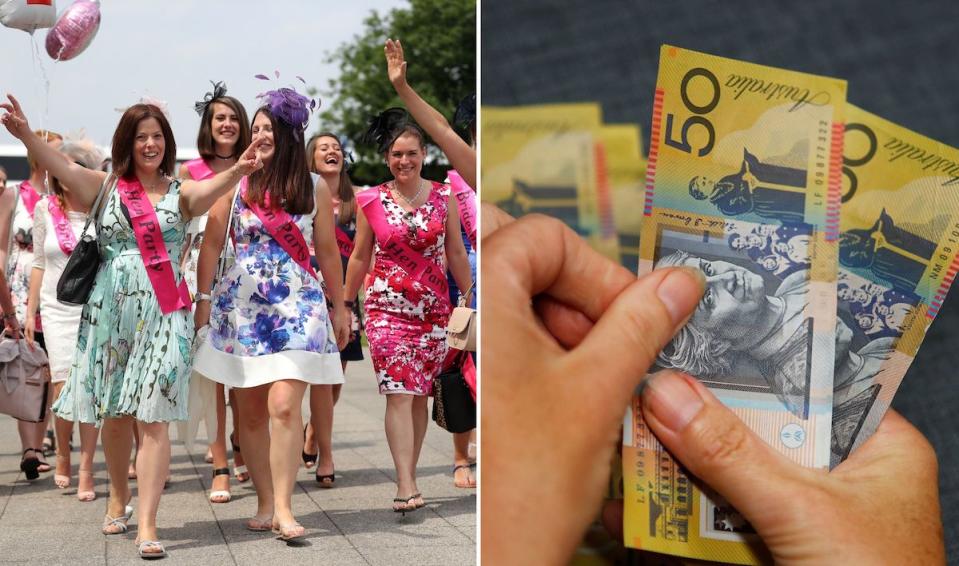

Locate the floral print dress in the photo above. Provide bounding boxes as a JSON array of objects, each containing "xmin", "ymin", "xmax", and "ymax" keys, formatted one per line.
[
  {"xmin": 53, "ymin": 180, "xmax": 193, "ymax": 425},
  {"xmin": 365, "ymin": 181, "xmax": 451, "ymax": 395},
  {"xmin": 8, "ymin": 182, "xmax": 41, "ymax": 331},
  {"xmin": 193, "ymin": 187, "xmax": 343, "ymax": 388}
]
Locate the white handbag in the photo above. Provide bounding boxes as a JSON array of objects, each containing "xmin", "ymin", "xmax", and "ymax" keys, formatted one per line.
[
  {"xmin": 0, "ymin": 337, "xmax": 50, "ymax": 422},
  {"xmin": 446, "ymin": 283, "xmax": 476, "ymax": 352}
]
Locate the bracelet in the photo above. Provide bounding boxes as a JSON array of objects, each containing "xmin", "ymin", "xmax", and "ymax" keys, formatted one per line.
[{"xmin": 194, "ymin": 292, "xmax": 213, "ymax": 303}]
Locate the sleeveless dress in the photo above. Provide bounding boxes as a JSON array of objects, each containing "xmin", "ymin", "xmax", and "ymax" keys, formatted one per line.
[
  {"xmin": 53, "ymin": 180, "xmax": 193, "ymax": 425},
  {"xmin": 364, "ymin": 181, "xmax": 451, "ymax": 395},
  {"xmin": 8, "ymin": 182, "xmax": 42, "ymax": 331},
  {"xmin": 193, "ymin": 186, "xmax": 343, "ymax": 387},
  {"xmin": 31, "ymin": 197, "xmax": 86, "ymax": 383}
]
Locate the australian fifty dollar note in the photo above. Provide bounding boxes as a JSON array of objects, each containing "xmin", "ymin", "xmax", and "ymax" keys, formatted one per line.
[
  {"xmin": 831, "ymin": 104, "xmax": 959, "ymax": 466},
  {"xmin": 622, "ymin": 45, "xmax": 846, "ymax": 564}
]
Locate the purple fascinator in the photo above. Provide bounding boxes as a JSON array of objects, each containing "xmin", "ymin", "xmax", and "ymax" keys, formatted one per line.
[
  {"xmin": 362, "ymin": 107, "xmax": 411, "ymax": 153},
  {"xmin": 255, "ymin": 72, "xmax": 318, "ymax": 139},
  {"xmin": 194, "ymin": 81, "xmax": 228, "ymax": 116}
]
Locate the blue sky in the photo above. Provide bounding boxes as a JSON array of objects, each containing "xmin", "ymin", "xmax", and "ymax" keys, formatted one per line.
[{"xmin": 1, "ymin": 0, "xmax": 409, "ymax": 151}]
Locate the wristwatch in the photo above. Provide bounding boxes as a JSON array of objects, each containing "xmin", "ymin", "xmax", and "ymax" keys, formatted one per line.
[{"xmin": 195, "ymin": 292, "xmax": 213, "ymax": 303}]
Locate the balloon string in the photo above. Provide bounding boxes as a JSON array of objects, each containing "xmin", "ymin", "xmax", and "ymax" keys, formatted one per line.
[{"xmin": 29, "ymin": 32, "xmax": 53, "ymax": 187}]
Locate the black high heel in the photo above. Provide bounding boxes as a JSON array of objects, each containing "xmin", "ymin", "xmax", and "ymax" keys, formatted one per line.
[
  {"xmin": 301, "ymin": 424, "xmax": 317, "ymax": 469},
  {"xmin": 20, "ymin": 448, "xmax": 40, "ymax": 481}
]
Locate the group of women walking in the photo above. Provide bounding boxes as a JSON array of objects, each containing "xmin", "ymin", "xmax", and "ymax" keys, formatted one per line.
[{"xmin": 0, "ymin": 39, "xmax": 476, "ymax": 560}]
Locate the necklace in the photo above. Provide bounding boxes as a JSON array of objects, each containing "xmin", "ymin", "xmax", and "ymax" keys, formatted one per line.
[
  {"xmin": 392, "ymin": 180, "xmax": 425, "ymax": 207},
  {"xmin": 140, "ymin": 175, "xmax": 167, "ymax": 192},
  {"xmin": 214, "ymin": 152, "xmax": 233, "ymax": 160}
]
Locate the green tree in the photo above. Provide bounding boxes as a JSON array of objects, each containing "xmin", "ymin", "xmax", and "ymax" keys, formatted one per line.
[{"xmin": 318, "ymin": 0, "xmax": 476, "ymax": 185}]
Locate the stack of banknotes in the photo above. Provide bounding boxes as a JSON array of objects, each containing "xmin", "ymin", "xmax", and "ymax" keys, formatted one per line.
[
  {"xmin": 622, "ymin": 45, "xmax": 959, "ymax": 564},
  {"xmin": 480, "ymin": 44, "xmax": 956, "ymax": 565},
  {"xmin": 481, "ymin": 102, "xmax": 646, "ymax": 268}
]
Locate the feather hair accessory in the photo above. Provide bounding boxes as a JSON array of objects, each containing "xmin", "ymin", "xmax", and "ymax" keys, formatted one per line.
[
  {"xmin": 361, "ymin": 107, "xmax": 410, "ymax": 153},
  {"xmin": 254, "ymin": 71, "xmax": 318, "ymax": 139},
  {"xmin": 194, "ymin": 81, "xmax": 228, "ymax": 116}
]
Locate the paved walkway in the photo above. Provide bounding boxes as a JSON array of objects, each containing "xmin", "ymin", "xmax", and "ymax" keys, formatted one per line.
[{"xmin": 0, "ymin": 351, "xmax": 476, "ymax": 565}]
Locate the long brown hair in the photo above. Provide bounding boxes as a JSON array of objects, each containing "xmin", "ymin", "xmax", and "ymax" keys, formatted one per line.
[
  {"xmin": 111, "ymin": 104, "xmax": 176, "ymax": 179},
  {"xmin": 307, "ymin": 132, "xmax": 355, "ymax": 223},
  {"xmin": 196, "ymin": 96, "xmax": 251, "ymax": 161},
  {"xmin": 246, "ymin": 107, "xmax": 313, "ymax": 214}
]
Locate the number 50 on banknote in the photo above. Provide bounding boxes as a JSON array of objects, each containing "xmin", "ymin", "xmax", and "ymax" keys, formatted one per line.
[{"xmin": 623, "ymin": 46, "xmax": 846, "ymax": 564}]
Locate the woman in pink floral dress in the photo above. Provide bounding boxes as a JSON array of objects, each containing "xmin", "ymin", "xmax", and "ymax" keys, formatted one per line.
[{"xmin": 345, "ymin": 109, "xmax": 472, "ymax": 514}]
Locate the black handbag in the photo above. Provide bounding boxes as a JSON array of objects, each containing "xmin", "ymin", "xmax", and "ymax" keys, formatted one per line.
[
  {"xmin": 432, "ymin": 352, "xmax": 476, "ymax": 433},
  {"xmin": 57, "ymin": 174, "xmax": 113, "ymax": 305}
]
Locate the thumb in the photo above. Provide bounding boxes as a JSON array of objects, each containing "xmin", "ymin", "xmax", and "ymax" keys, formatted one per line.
[
  {"xmin": 568, "ymin": 266, "xmax": 704, "ymax": 402},
  {"xmin": 641, "ymin": 371, "xmax": 806, "ymax": 531}
]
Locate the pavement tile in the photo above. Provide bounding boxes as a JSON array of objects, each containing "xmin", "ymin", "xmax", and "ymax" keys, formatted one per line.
[{"xmin": 0, "ymin": 348, "xmax": 475, "ymax": 565}]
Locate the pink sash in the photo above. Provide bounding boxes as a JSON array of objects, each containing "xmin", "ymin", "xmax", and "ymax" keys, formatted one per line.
[
  {"xmin": 46, "ymin": 197, "xmax": 77, "ymax": 255},
  {"xmin": 357, "ymin": 186, "xmax": 449, "ymax": 302},
  {"xmin": 448, "ymin": 170, "xmax": 477, "ymax": 248},
  {"xmin": 18, "ymin": 181, "xmax": 41, "ymax": 218},
  {"xmin": 335, "ymin": 225, "xmax": 354, "ymax": 258},
  {"xmin": 116, "ymin": 178, "xmax": 192, "ymax": 315},
  {"xmin": 184, "ymin": 158, "xmax": 215, "ymax": 181},
  {"xmin": 240, "ymin": 177, "xmax": 318, "ymax": 279}
]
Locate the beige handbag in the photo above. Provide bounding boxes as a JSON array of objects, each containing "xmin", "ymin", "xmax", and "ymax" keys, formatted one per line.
[
  {"xmin": 0, "ymin": 336, "xmax": 51, "ymax": 422},
  {"xmin": 446, "ymin": 283, "xmax": 476, "ymax": 352}
]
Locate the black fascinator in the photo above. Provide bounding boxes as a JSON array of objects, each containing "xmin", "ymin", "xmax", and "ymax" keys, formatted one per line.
[
  {"xmin": 362, "ymin": 107, "xmax": 410, "ymax": 153},
  {"xmin": 453, "ymin": 93, "xmax": 476, "ymax": 130},
  {"xmin": 194, "ymin": 81, "xmax": 228, "ymax": 116}
]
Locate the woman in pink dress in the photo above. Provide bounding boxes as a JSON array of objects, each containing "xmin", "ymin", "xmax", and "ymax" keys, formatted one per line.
[{"xmin": 344, "ymin": 109, "xmax": 472, "ymax": 513}]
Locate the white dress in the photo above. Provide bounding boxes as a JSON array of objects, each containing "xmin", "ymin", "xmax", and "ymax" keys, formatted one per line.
[{"xmin": 31, "ymin": 196, "xmax": 86, "ymax": 383}]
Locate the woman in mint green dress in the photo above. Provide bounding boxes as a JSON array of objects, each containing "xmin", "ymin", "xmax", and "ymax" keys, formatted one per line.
[{"xmin": 1, "ymin": 95, "xmax": 263, "ymax": 560}]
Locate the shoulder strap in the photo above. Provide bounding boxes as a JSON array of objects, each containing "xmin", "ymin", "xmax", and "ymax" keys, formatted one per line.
[
  {"xmin": 214, "ymin": 186, "xmax": 240, "ymax": 282},
  {"xmin": 78, "ymin": 173, "xmax": 114, "ymax": 238}
]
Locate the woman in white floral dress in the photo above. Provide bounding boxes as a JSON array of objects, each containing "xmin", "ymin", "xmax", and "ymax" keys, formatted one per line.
[{"xmin": 194, "ymin": 100, "xmax": 349, "ymax": 541}]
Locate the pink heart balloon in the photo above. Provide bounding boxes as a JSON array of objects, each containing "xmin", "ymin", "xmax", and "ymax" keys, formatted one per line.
[{"xmin": 45, "ymin": 0, "xmax": 100, "ymax": 61}]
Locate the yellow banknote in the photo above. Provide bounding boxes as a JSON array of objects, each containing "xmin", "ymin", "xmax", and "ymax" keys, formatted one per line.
[
  {"xmin": 481, "ymin": 103, "xmax": 618, "ymax": 260},
  {"xmin": 832, "ymin": 104, "xmax": 959, "ymax": 465},
  {"xmin": 624, "ymin": 45, "xmax": 847, "ymax": 564},
  {"xmin": 598, "ymin": 124, "xmax": 646, "ymax": 272}
]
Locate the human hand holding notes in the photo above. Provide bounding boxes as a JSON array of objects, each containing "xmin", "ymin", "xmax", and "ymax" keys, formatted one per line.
[{"xmin": 480, "ymin": 206, "xmax": 944, "ymax": 565}]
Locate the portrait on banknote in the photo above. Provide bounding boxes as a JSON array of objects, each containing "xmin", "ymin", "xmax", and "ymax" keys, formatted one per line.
[{"xmin": 651, "ymin": 220, "xmax": 814, "ymax": 419}]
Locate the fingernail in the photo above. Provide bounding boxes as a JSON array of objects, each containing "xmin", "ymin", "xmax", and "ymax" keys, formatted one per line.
[
  {"xmin": 656, "ymin": 267, "xmax": 705, "ymax": 325},
  {"xmin": 642, "ymin": 372, "xmax": 704, "ymax": 432}
]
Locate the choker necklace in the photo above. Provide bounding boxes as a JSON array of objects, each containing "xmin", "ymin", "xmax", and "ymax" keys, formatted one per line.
[{"xmin": 214, "ymin": 152, "xmax": 234, "ymax": 160}]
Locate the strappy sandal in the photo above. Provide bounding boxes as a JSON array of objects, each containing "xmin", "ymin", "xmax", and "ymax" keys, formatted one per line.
[
  {"xmin": 411, "ymin": 492, "xmax": 425, "ymax": 509},
  {"xmin": 102, "ymin": 504, "xmax": 134, "ymax": 535},
  {"xmin": 230, "ymin": 434, "xmax": 250, "ymax": 482},
  {"xmin": 77, "ymin": 469, "xmax": 96, "ymax": 502},
  {"xmin": 19, "ymin": 448, "xmax": 40, "ymax": 481},
  {"xmin": 392, "ymin": 494, "xmax": 417, "ymax": 517},
  {"xmin": 208, "ymin": 467, "xmax": 231, "ymax": 503},
  {"xmin": 246, "ymin": 514, "xmax": 274, "ymax": 532},
  {"xmin": 273, "ymin": 522, "xmax": 307, "ymax": 541},
  {"xmin": 54, "ymin": 453, "xmax": 71, "ymax": 489},
  {"xmin": 136, "ymin": 539, "xmax": 167, "ymax": 560},
  {"xmin": 33, "ymin": 448, "xmax": 51, "ymax": 473},
  {"xmin": 453, "ymin": 463, "xmax": 476, "ymax": 488}
]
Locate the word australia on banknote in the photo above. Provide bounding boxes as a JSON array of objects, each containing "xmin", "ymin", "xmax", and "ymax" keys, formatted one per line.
[
  {"xmin": 831, "ymin": 104, "xmax": 959, "ymax": 466},
  {"xmin": 622, "ymin": 45, "xmax": 846, "ymax": 564}
]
